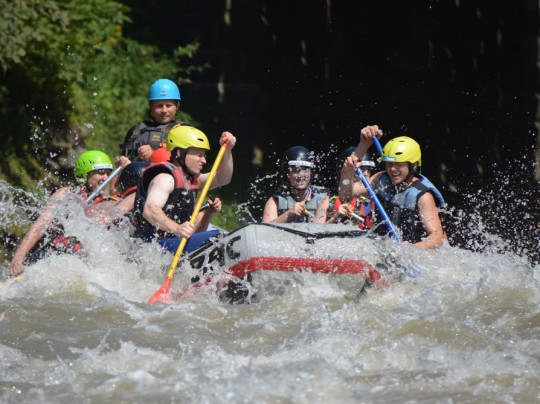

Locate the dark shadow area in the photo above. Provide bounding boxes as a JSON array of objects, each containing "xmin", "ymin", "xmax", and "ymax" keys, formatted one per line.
[{"xmin": 123, "ymin": 0, "xmax": 539, "ymax": 264}]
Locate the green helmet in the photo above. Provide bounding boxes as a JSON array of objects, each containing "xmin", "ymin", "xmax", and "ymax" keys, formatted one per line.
[
  {"xmin": 166, "ymin": 124, "xmax": 210, "ymax": 152},
  {"xmin": 75, "ymin": 150, "xmax": 113, "ymax": 181},
  {"xmin": 382, "ymin": 136, "xmax": 422, "ymax": 171}
]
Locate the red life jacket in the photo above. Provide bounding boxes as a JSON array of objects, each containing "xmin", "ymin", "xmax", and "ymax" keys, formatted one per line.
[
  {"xmin": 333, "ymin": 196, "xmax": 374, "ymax": 230},
  {"xmin": 133, "ymin": 162, "xmax": 200, "ymax": 240}
]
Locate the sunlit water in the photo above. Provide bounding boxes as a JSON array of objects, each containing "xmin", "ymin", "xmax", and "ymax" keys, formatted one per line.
[{"xmin": 1, "ymin": 180, "xmax": 539, "ymax": 403}]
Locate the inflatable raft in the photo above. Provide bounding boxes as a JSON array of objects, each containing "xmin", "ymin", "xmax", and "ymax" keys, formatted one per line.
[{"xmin": 182, "ymin": 223, "xmax": 391, "ymax": 302}]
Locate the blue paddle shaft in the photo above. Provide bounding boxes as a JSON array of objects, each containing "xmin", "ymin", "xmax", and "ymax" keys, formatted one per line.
[
  {"xmin": 86, "ymin": 166, "xmax": 123, "ymax": 204},
  {"xmin": 373, "ymin": 136, "xmax": 384, "ymax": 156},
  {"xmin": 355, "ymin": 167, "xmax": 401, "ymax": 242}
]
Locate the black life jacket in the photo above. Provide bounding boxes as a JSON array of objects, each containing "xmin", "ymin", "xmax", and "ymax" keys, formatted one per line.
[
  {"xmin": 133, "ymin": 162, "xmax": 199, "ymax": 240},
  {"xmin": 120, "ymin": 186, "xmax": 137, "ymax": 199},
  {"xmin": 373, "ymin": 173, "xmax": 446, "ymax": 243},
  {"xmin": 120, "ymin": 120, "xmax": 184, "ymax": 160}
]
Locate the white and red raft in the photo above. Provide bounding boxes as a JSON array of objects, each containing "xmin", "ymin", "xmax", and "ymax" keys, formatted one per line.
[{"xmin": 174, "ymin": 223, "xmax": 398, "ymax": 303}]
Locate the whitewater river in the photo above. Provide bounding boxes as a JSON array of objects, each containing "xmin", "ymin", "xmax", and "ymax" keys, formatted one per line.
[{"xmin": 1, "ymin": 183, "xmax": 539, "ymax": 403}]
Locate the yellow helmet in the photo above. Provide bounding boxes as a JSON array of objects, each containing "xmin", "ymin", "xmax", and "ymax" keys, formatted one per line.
[
  {"xmin": 382, "ymin": 136, "xmax": 422, "ymax": 170},
  {"xmin": 166, "ymin": 124, "xmax": 210, "ymax": 152}
]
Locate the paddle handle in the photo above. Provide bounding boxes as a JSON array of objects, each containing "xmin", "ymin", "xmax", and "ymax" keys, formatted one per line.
[
  {"xmin": 355, "ymin": 167, "xmax": 401, "ymax": 242},
  {"xmin": 349, "ymin": 212, "xmax": 365, "ymax": 223},
  {"xmin": 86, "ymin": 166, "xmax": 123, "ymax": 204},
  {"xmin": 299, "ymin": 200, "xmax": 314, "ymax": 219},
  {"xmin": 370, "ymin": 132, "xmax": 400, "ymax": 238},
  {"xmin": 373, "ymin": 136, "xmax": 384, "ymax": 156}
]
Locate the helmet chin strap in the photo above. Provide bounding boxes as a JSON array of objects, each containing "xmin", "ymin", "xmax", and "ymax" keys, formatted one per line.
[
  {"xmin": 174, "ymin": 148, "xmax": 195, "ymax": 179},
  {"xmin": 289, "ymin": 183, "xmax": 311, "ymax": 201},
  {"xmin": 394, "ymin": 163, "xmax": 417, "ymax": 191},
  {"xmin": 290, "ymin": 184, "xmax": 306, "ymax": 193},
  {"xmin": 407, "ymin": 162, "xmax": 417, "ymax": 180},
  {"xmin": 409, "ymin": 162, "xmax": 422, "ymax": 179}
]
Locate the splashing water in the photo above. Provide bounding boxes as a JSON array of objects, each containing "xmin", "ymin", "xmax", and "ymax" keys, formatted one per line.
[{"xmin": 0, "ymin": 177, "xmax": 539, "ymax": 403}]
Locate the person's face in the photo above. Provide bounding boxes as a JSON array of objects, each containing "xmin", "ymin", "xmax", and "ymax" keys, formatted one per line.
[
  {"xmin": 385, "ymin": 162, "xmax": 410, "ymax": 185},
  {"xmin": 184, "ymin": 148, "xmax": 207, "ymax": 176},
  {"xmin": 86, "ymin": 169, "xmax": 111, "ymax": 193},
  {"xmin": 359, "ymin": 164, "xmax": 373, "ymax": 178},
  {"xmin": 149, "ymin": 100, "xmax": 179, "ymax": 124},
  {"xmin": 288, "ymin": 166, "xmax": 311, "ymax": 190}
]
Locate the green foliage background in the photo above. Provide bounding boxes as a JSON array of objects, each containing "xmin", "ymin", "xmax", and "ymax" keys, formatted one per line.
[{"xmin": 0, "ymin": 0, "xmax": 204, "ymax": 189}]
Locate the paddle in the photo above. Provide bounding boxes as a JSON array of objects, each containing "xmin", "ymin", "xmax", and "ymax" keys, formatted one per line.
[
  {"xmin": 303, "ymin": 209, "xmax": 315, "ymax": 219},
  {"xmin": 361, "ymin": 135, "xmax": 401, "ymax": 241},
  {"xmin": 300, "ymin": 188, "xmax": 316, "ymax": 219},
  {"xmin": 147, "ymin": 140, "xmax": 229, "ymax": 305},
  {"xmin": 355, "ymin": 166, "xmax": 401, "ymax": 242},
  {"xmin": 334, "ymin": 203, "xmax": 364, "ymax": 223},
  {"xmin": 86, "ymin": 166, "xmax": 123, "ymax": 204},
  {"xmin": 304, "ymin": 207, "xmax": 353, "ymax": 223},
  {"xmin": 304, "ymin": 191, "xmax": 362, "ymax": 223},
  {"xmin": 349, "ymin": 211, "xmax": 365, "ymax": 223},
  {"xmin": 300, "ymin": 200, "xmax": 315, "ymax": 219},
  {"xmin": 373, "ymin": 135, "xmax": 384, "ymax": 156}
]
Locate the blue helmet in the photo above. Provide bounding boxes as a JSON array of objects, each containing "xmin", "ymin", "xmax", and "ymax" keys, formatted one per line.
[{"xmin": 147, "ymin": 79, "xmax": 181, "ymax": 101}]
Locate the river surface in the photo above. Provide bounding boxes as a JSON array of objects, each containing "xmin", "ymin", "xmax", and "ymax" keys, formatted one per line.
[{"xmin": 0, "ymin": 181, "xmax": 539, "ymax": 403}]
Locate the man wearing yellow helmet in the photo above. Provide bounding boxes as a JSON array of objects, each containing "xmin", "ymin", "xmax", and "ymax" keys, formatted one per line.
[
  {"xmin": 133, "ymin": 124, "xmax": 237, "ymax": 254},
  {"xmin": 8, "ymin": 150, "xmax": 127, "ymax": 276},
  {"xmin": 339, "ymin": 125, "xmax": 446, "ymax": 249}
]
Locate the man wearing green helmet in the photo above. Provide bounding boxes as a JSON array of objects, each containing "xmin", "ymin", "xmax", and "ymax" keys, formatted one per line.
[
  {"xmin": 339, "ymin": 125, "xmax": 446, "ymax": 249},
  {"xmin": 74, "ymin": 150, "xmax": 115, "ymax": 199},
  {"xmin": 8, "ymin": 150, "xmax": 126, "ymax": 276},
  {"xmin": 133, "ymin": 124, "xmax": 237, "ymax": 254}
]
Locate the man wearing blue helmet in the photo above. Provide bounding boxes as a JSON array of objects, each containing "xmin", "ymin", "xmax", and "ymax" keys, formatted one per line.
[{"xmin": 119, "ymin": 78, "xmax": 183, "ymax": 163}]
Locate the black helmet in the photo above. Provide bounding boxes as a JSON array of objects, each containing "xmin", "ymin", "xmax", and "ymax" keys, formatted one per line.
[
  {"xmin": 359, "ymin": 150, "xmax": 376, "ymax": 168},
  {"xmin": 336, "ymin": 147, "xmax": 376, "ymax": 175},
  {"xmin": 336, "ymin": 146, "xmax": 356, "ymax": 176},
  {"xmin": 280, "ymin": 146, "xmax": 314, "ymax": 174},
  {"xmin": 118, "ymin": 161, "xmax": 149, "ymax": 192}
]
